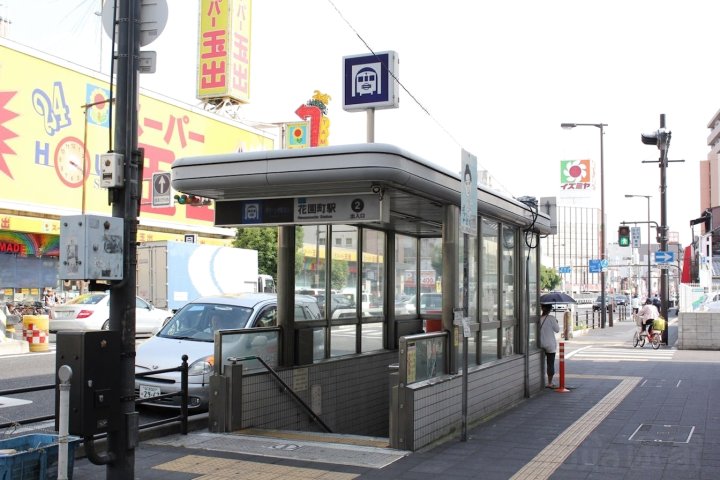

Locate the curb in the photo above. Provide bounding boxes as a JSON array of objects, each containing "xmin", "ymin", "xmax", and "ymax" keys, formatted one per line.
[{"xmin": 74, "ymin": 413, "xmax": 208, "ymax": 459}]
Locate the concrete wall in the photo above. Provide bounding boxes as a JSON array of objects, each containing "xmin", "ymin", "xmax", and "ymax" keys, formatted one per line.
[
  {"xmin": 238, "ymin": 351, "xmax": 397, "ymax": 436},
  {"xmin": 678, "ymin": 312, "xmax": 720, "ymax": 349},
  {"xmin": 218, "ymin": 350, "xmax": 544, "ymax": 451},
  {"xmin": 397, "ymin": 352, "xmax": 544, "ymax": 451}
]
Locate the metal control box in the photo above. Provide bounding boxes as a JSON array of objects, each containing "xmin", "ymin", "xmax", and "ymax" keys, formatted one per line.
[
  {"xmin": 59, "ymin": 215, "xmax": 124, "ymax": 280},
  {"xmin": 55, "ymin": 330, "xmax": 121, "ymax": 436},
  {"xmin": 99, "ymin": 152, "xmax": 124, "ymax": 188}
]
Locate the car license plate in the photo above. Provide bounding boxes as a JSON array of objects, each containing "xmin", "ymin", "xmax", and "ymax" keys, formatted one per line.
[{"xmin": 139, "ymin": 385, "xmax": 161, "ymax": 399}]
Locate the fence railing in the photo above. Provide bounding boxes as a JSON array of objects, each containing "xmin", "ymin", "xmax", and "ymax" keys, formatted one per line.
[{"xmin": 0, "ymin": 356, "xmax": 191, "ymax": 436}]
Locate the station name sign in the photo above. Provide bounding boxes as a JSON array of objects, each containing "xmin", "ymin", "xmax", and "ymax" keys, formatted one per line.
[{"xmin": 215, "ymin": 194, "xmax": 387, "ymax": 227}]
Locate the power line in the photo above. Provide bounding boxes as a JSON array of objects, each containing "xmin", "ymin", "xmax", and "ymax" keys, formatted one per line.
[{"xmin": 325, "ymin": 0, "xmax": 515, "ymax": 198}]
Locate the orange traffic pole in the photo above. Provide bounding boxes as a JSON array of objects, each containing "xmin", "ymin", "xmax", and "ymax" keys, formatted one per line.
[{"xmin": 556, "ymin": 342, "xmax": 570, "ymax": 393}]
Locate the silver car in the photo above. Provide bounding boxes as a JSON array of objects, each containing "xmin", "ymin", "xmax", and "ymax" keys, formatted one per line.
[{"xmin": 134, "ymin": 293, "xmax": 321, "ymax": 410}]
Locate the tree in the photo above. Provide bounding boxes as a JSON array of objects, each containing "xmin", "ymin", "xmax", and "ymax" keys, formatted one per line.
[
  {"xmin": 331, "ymin": 259, "xmax": 348, "ymax": 291},
  {"xmin": 540, "ymin": 265, "xmax": 562, "ymax": 291}
]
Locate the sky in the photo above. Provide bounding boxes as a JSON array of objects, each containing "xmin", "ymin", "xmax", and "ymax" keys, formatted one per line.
[{"xmin": 3, "ymin": 0, "xmax": 716, "ymax": 248}]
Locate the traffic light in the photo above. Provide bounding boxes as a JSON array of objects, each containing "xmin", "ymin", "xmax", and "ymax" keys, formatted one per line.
[
  {"xmin": 174, "ymin": 194, "xmax": 211, "ymax": 206},
  {"xmin": 618, "ymin": 226, "xmax": 630, "ymax": 247}
]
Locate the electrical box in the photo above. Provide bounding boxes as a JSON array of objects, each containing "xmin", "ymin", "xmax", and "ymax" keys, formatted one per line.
[
  {"xmin": 100, "ymin": 152, "xmax": 124, "ymax": 188},
  {"xmin": 55, "ymin": 330, "xmax": 121, "ymax": 436},
  {"xmin": 59, "ymin": 215, "xmax": 124, "ymax": 280}
]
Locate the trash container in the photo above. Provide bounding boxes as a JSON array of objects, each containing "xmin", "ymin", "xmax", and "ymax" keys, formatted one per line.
[
  {"xmin": 22, "ymin": 314, "xmax": 49, "ymax": 352},
  {"xmin": 0, "ymin": 433, "xmax": 81, "ymax": 479}
]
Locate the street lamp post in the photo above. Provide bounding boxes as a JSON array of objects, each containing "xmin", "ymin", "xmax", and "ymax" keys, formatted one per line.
[
  {"xmin": 625, "ymin": 194, "xmax": 652, "ymax": 300},
  {"xmin": 561, "ymin": 122, "xmax": 608, "ymax": 328}
]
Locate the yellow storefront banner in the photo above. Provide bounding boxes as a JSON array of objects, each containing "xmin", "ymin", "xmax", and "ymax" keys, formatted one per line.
[
  {"xmin": 197, "ymin": 0, "xmax": 252, "ymax": 103},
  {"xmin": 0, "ymin": 39, "xmax": 272, "ymax": 231}
]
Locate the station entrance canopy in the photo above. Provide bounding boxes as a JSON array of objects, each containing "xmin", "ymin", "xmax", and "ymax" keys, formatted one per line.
[{"xmin": 171, "ymin": 143, "xmax": 552, "ymax": 235}]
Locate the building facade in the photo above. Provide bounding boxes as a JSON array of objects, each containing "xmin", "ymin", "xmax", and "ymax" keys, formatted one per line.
[
  {"xmin": 0, "ymin": 39, "xmax": 274, "ymax": 304},
  {"xmin": 541, "ymin": 203, "xmax": 601, "ymax": 293}
]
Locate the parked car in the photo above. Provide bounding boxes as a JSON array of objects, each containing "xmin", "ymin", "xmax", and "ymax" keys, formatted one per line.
[
  {"xmin": 50, "ymin": 292, "xmax": 172, "ymax": 336},
  {"xmin": 592, "ymin": 295, "xmax": 606, "ymax": 311},
  {"xmin": 614, "ymin": 295, "xmax": 629, "ymax": 306},
  {"xmin": 419, "ymin": 293, "xmax": 443, "ymax": 314},
  {"xmin": 134, "ymin": 293, "xmax": 321, "ymax": 410}
]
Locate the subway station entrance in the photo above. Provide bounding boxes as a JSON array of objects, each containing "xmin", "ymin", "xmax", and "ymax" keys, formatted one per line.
[{"xmin": 171, "ymin": 143, "xmax": 553, "ymax": 450}]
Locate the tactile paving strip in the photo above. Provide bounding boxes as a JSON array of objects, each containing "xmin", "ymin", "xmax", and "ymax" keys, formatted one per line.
[
  {"xmin": 154, "ymin": 454, "xmax": 360, "ymax": 479},
  {"xmin": 510, "ymin": 375, "xmax": 642, "ymax": 480}
]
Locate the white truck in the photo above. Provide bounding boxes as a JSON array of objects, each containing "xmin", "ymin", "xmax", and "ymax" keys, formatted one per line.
[{"xmin": 136, "ymin": 240, "xmax": 275, "ymax": 311}]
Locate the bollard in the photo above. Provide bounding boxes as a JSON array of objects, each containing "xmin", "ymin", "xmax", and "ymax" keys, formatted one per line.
[
  {"xmin": 58, "ymin": 365, "xmax": 73, "ymax": 480},
  {"xmin": 555, "ymin": 342, "xmax": 569, "ymax": 393}
]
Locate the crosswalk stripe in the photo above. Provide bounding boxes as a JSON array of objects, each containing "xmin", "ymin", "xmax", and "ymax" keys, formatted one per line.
[{"xmin": 568, "ymin": 346, "xmax": 675, "ymax": 362}]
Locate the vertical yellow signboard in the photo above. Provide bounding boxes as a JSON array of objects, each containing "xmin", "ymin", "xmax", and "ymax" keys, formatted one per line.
[{"xmin": 197, "ymin": 0, "xmax": 252, "ymax": 103}]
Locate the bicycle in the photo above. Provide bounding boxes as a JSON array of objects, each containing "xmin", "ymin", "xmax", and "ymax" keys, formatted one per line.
[{"xmin": 632, "ymin": 314, "xmax": 663, "ymax": 349}]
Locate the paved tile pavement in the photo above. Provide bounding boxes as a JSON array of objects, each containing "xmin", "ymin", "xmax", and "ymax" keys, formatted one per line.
[{"xmin": 68, "ymin": 315, "xmax": 720, "ymax": 479}]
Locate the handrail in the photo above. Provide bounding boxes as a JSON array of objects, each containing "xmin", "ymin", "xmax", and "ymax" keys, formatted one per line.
[{"xmin": 227, "ymin": 355, "xmax": 332, "ymax": 433}]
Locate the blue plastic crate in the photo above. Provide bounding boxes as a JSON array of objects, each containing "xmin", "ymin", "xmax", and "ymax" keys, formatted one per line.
[{"xmin": 0, "ymin": 434, "xmax": 81, "ymax": 480}]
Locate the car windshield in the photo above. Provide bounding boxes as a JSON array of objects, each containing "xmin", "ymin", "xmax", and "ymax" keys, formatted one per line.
[
  {"xmin": 157, "ymin": 303, "xmax": 253, "ymax": 342},
  {"xmin": 66, "ymin": 293, "xmax": 107, "ymax": 305}
]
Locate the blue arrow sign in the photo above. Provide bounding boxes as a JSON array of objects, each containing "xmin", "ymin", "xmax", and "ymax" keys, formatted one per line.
[{"xmin": 654, "ymin": 250, "xmax": 675, "ymax": 264}]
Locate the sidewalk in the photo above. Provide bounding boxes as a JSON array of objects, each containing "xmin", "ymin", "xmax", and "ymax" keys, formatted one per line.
[{"xmin": 70, "ymin": 318, "xmax": 720, "ymax": 480}]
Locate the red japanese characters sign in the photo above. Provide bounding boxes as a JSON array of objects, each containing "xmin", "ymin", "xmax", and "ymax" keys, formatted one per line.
[{"xmin": 197, "ymin": 0, "xmax": 251, "ymax": 103}]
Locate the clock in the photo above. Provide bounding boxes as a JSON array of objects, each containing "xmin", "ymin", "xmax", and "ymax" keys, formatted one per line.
[{"xmin": 54, "ymin": 136, "xmax": 89, "ymax": 188}]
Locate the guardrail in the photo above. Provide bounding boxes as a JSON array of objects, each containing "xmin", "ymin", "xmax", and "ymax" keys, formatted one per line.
[
  {"xmin": 135, "ymin": 354, "xmax": 189, "ymax": 435},
  {"xmin": 0, "ymin": 356, "xmax": 191, "ymax": 436}
]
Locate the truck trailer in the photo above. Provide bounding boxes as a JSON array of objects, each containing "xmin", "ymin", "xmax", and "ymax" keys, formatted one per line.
[{"xmin": 137, "ymin": 240, "xmax": 273, "ymax": 311}]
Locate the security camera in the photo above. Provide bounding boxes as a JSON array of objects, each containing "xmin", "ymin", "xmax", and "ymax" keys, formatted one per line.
[{"xmin": 371, "ymin": 184, "xmax": 382, "ymax": 194}]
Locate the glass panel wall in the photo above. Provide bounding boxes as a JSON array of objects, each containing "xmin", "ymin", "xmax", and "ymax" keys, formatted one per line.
[
  {"xmin": 528, "ymin": 235, "xmax": 539, "ymax": 349},
  {"xmin": 362, "ymin": 322, "xmax": 383, "ymax": 352},
  {"xmin": 459, "ymin": 233, "xmax": 478, "ymax": 367},
  {"xmin": 480, "ymin": 219, "xmax": 499, "ymax": 364},
  {"xmin": 362, "ymin": 229, "xmax": 385, "ymax": 319},
  {"xmin": 501, "ymin": 225, "xmax": 517, "ymax": 357},
  {"xmin": 330, "ymin": 225, "xmax": 358, "ymax": 357},
  {"xmin": 297, "ymin": 225, "xmax": 328, "ymax": 297},
  {"xmin": 394, "ymin": 235, "xmax": 417, "ymax": 316},
  {"xmin": 480, "ymin": 327, "xmax": 498, "ymax": 363},
  {"xmin": 481, "ymin": 219, "xmax": 499, "ymax": 323}
]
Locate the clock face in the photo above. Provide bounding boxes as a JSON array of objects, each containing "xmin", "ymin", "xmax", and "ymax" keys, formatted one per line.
[{"xmin": 54, "ymin": 136, "xmax": 90, "ymax": 188}]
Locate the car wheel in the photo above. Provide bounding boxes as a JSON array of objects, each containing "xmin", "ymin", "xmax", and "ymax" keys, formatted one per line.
[{"xmin": 101, "ymin": 320, "xmax": 110, "ymax": 330}]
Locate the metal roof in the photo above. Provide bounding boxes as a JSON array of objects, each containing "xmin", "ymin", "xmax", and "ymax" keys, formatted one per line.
[{"xmin": 171, "ymin": 143, "xmax": 552, "ymax": 236}]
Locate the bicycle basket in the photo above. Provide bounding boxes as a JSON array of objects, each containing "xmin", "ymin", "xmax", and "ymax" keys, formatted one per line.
[{"xmin": 652, "ymin": 317, "xmax": 666, "ymax": 332}]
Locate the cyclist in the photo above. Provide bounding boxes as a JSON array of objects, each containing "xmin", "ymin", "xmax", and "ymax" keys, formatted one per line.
[{"xmin": 637, "ymin": 299, "xmax": 659, "ymax": 338}]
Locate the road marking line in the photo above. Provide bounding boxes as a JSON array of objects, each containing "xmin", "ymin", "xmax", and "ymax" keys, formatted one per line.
[{"xmin": 510, "ymin": 375, "xmax": 641, "ymax": 480}]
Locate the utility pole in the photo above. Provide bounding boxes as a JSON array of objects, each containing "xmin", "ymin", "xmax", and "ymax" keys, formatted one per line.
[
  {"xmin": 107, "ymin": 0, "xmax": 141, "ymax": 477},
  {"xmin": 641, "ymin": 114, "xmax": 684, "ymax": 345}
]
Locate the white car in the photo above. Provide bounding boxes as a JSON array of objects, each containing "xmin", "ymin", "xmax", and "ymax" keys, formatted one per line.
[
  {"xmin": 701, "ymin": 300, "xmax": 720, "ymax": 312},
  {"xmin": 50, "ymin": 292, "xmax": 172, "ymax": 336},
  {"xmin": 134, "ymin": 293, "xmax": 322, "ymax": 410}
]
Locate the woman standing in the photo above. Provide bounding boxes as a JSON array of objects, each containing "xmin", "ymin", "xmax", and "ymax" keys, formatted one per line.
[{"xmin": 539, "ymin": 304, "xmax": 560, "ymax": 388}]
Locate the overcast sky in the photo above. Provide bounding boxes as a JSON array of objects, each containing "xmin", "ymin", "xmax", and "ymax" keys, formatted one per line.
[{"xmin": 5, "ymin": 0, "xmax": 716, "ymax": 247}]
